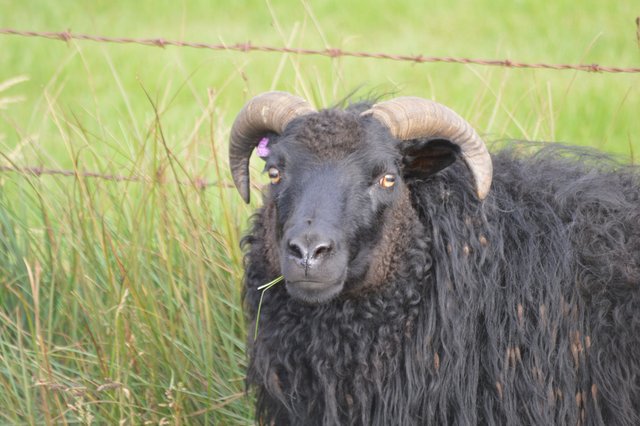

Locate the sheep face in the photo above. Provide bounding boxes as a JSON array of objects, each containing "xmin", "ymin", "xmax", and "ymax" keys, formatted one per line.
[
  {"xmin": 230, "ymin": 92, "xmax": 491, "ymax": 304},
  {"xmin": 258, "ymin": 108, "xmax": 457, "ymax": 303}
]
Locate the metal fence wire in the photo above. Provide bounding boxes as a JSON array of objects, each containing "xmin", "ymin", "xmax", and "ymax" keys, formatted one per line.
[
  {"xmin": 2, "ymin": 28, "xmax": 640, "ymax": 74},
  {"xmin": 1, "ymin": 27, "xmax": 639, "ymax": 185}
]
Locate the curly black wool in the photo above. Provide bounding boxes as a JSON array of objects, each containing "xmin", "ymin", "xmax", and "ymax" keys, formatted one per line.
[{"xmin": 241, "ymin": 143, "xmax": 640, "ymax": 425}]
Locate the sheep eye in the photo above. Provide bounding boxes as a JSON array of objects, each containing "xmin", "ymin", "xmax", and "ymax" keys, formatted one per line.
[
  {"xmin": 379, "ymin": 174, "xmax": 396, "ymax": 188},
  {"xmin": 268, "ymin": 167, "xmax": 281, "ymax": 184}
]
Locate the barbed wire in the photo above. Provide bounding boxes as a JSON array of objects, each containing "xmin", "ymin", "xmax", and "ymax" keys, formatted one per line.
[
  {"xmin": 0, "ymin": 165, "xmax": 230, "ymax": 189},
  {"xmin": 2, "ymin": 28, "xmax": 640, "ymax": 74},
  {"xmin": 2, "ymin": 27, "xmax": 639, "ymax": 185}
]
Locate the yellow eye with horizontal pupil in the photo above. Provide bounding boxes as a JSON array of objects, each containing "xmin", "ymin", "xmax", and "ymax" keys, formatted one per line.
[
  {"xmin": 379, "ymin": 174, "xmax": 396, "ymax": 188},
  {"xmin": 268, "ymin": 167, "xmax": 281, "ymax": 184}
]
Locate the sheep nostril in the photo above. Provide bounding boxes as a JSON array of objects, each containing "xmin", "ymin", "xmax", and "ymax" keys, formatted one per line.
[
  {"xmin": 288, "ymin": 240, "xmax": 306, "ymax": 260},
  {"xmin": 311, "ymin": 243, "xmax": 332, "ymax": 260}
]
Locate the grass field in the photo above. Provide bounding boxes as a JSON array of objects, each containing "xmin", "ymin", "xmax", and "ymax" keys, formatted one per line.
[{"xmin": 1, "ymin": 1, "xmax": 639, "ymax": 424}]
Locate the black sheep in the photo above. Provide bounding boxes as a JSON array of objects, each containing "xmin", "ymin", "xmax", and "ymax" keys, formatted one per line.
[{"xmin": 229, "ymin": 92, "xmax": 640, "ymax": 425}]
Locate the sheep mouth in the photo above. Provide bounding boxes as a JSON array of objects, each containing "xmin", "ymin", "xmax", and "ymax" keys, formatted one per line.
[{"xmin": 285, "ymin": 277, "xmax": 346, "ymax": 304}]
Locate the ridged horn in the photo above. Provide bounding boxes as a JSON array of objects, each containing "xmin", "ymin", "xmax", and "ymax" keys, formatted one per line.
[
  {"xmin": 229, "ymin": 91, "xmax": 316, "ymax": 203},
  {"xmin": 361, "ymin": 97, "xmax": 493, "ymax": 200}
]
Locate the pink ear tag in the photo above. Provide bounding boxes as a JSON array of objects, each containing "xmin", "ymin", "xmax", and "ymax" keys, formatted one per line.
[{"xmin": 257, "ymin": 137, "xmax": 270, "ymax": 158}]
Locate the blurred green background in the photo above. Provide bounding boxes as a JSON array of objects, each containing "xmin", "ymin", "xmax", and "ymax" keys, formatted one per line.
[
  {"xmin": 3, "ymin": 0, "xmax": 640, "ymax": 158},
  {"xmin": 1, "ymin": 1, "xmax": 638, "ymax": 424}
]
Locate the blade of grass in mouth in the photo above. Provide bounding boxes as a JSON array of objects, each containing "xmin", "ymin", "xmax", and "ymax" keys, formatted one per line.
[{"xmin": 254, "ymin": 276, "xmax": 284, "ymax": 340}]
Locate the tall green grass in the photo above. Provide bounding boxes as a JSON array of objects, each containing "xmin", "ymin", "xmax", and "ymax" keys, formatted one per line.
[
  {"xmin": 1, "ymin": 88, "xmax": 250, "ymax": 423},
  {"xmin": 0, "ymin": 0, "xmax": 639, "ymax": 423}
]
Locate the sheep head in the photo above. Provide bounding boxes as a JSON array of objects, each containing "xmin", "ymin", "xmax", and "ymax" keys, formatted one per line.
[{"xmin": 229, "ymin": 92, "xmax": 492, "ymax": 303}]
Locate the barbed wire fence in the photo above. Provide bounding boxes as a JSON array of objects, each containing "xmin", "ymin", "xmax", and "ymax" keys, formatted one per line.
[
  {"xmin": 3, "ymin": 28, "xmax": 640, "ymax": 73},
  {"xmin": 1, "ymin": 27, "xmax": 639, "ymax": 187},
  {"xmin": 0, "ymin": 164, "xmax": 226, "ymax": 189}
]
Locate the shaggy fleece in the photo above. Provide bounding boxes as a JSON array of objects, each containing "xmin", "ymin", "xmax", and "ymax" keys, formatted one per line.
[{"xmin": 242, "ymin": 144, "xmax": 640, "ymax": 425}]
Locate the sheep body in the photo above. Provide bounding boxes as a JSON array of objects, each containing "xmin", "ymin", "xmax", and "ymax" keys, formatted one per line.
[{"xmin": 240, "ymin": 106, "xmax": 640, "ymax": 425}]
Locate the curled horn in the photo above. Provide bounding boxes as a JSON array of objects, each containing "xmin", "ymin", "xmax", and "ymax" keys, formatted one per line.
[
  {"xmin": 229, "ymin": 91, "xmax": 316, "ymax": 203},
  {"xmin": 361, "ymin": 97, "xmax": 493, "ymax": 200}
]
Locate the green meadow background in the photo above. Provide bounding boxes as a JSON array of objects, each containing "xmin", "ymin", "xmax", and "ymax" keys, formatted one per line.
[{"xmin": 1, "ymin": 1, "xmax": 638, "ymax": 424}]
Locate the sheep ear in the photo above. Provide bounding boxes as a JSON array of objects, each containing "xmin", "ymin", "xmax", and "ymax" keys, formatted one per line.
[{"xmin": 401, "ymin": 138, "xmax": 461, "ymax": 179}]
